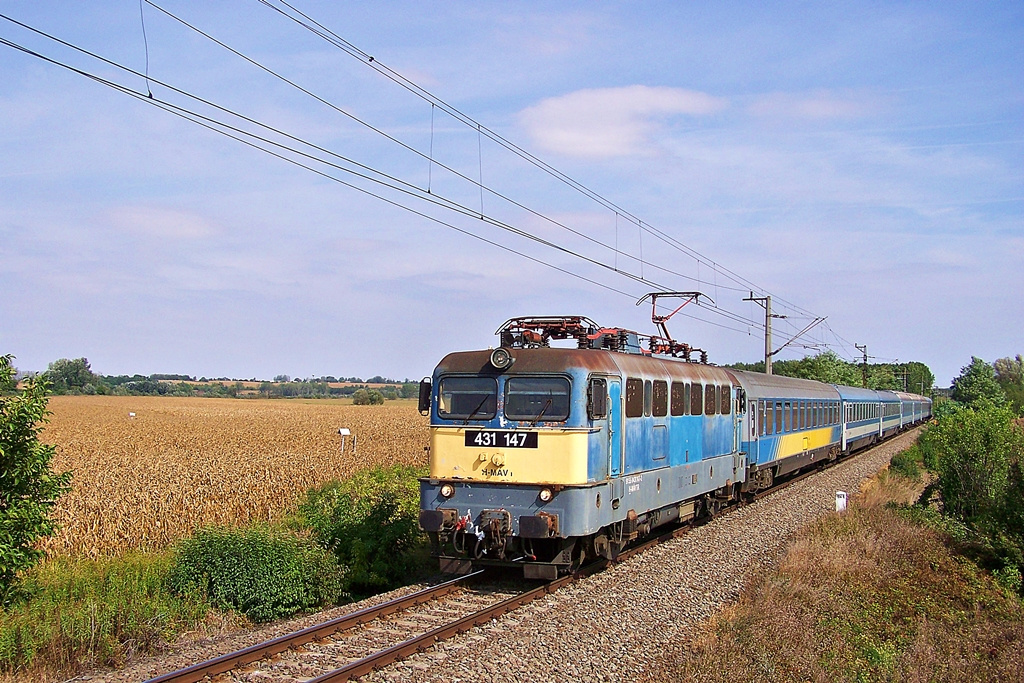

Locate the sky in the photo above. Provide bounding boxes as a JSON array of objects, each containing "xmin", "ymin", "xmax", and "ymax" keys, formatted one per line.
[{"xmin": 1, "ymin": 1, "xmax": 1021, "ymax": 386}]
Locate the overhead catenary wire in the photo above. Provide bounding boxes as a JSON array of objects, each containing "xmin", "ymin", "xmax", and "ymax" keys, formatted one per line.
[
  {"xmin": 0, "ymin": 11, "xmax": 772, "ymax": 339},
  {"xmin": 0, "ymin": 9, "xmax": 871, "ymax": 354},
  {"xmin": 142, "ymin": 0, "xmax": 755, "ymax": 300},
  {"xmin": 0, "ymin": 27, "xmax": 763, "ymax": 340},
  {"xmin": 253, "ymin": 0, "xmax": 820, "ymax": 317}
]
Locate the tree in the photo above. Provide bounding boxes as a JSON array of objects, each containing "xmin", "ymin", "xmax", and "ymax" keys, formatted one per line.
[
  {"xmin": 994, "ymin": 355, "xmax": 1024, "ymax": 415},
  {"xmin": 994, "ymin": 355, "xmax": 1024, "ymax": 386},
  {"xmin": 868, "ymin": 364, "xmax": 902, "ymax": 390},
  {"xmin": 352, "ymin": 389, "xmax": 385, "ymax": 405},
  {"xmin": 44, "ymin": 357, "xmax": 96, "ymax": 394},
  {"xmin": 903, "ymin": 361, "xmax": 935, "ymax": 395},
  {"xmin": 0, "ymin": 355, "xmax": 73, "ymax": 605},
  {"xmin": 951, "ymin": 357, "xmax": 1006, "ymax": 408},
  {"xmin": 770, "ymin": 351, "xmax": 859, "ymax": 386},
  {"xmin": 273, "ymin": 374, "xmax": 291, "ymax": 383}
]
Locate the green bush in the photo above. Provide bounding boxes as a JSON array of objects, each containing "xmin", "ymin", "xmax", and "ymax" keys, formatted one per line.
[
  {"xmin": 0, "ymin": 552, "xmax": 209, "ymax": 674},
  {"xmin": 297, "ymin": 465, "xmax": 427, "ymax": 596},
  {"xmin": 351, "ymin": 388, "xmax": 385, "ymax": 405},
  {"xmin": 889, "ymin": 445, "xmax": 922, "ymax": 480},
  {"xmin": 168, "ymin": 526, "xmax": 342, "ymax": 622},
  {"xmin": 922, "ymin": 404, "xmax": 1024, "ymax": 529},
  {"xmin": 920, "ymin": 403, "xmax": 1024, "ymax": 592}
]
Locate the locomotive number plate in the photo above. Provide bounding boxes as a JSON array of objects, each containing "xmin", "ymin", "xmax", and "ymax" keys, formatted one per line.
[{"xmin": 465, "ymin": 430, "xmax": 538, "ymax": 448}]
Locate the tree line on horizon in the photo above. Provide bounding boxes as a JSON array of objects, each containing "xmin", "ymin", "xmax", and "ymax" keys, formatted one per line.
[
  {"xmin": 724, "ymin": 350, "xmax": 937, "ymax": 394},
  {"xmin": 26, "ymin": 358, "xmax": 418, "ymax": 400}
]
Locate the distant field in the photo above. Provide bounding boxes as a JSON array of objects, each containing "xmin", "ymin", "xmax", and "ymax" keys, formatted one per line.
[{"xmin": 39, "ymin": 396, "xmax": 428, "ymax": 557}]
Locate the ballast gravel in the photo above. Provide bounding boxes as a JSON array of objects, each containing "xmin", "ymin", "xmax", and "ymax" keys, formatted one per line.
[{"xmin": 362, "ymin": 430, "xmax": 921, "ymax": 683}]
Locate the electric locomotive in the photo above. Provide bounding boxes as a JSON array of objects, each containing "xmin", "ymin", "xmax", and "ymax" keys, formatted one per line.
[{"xmin": 417, "ymin": 311, "xmax": 931, "ymax": 579}]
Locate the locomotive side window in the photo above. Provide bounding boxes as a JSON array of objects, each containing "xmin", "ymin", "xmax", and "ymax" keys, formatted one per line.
[
  {"xmin": 588, "ymin": 377, "xmax": 607, "ymax": 419},
  {"xmin": 720, "ymin": 386, "xmax": 731, "ymax": 414},
  {"xmin": 670, "ymin": 382, "xmax": 686, "ymax": 416},
  {"xmin": 652, "ymin": 380, "xmax": 668, "ymax": 417},
  {"xmin": 437, "ymin": 377, "xmax": 497, "ymax": 420},
  {"xmin": 691, "ymin": 383, "xmax": 703, "ymax": 415},
  {"xmin": 705, "ymin": 385, "xmax": 716, "ymax": 415},
  {"xmin": 504, "ymin": 377, "xmax": 571, "ymax": 422},
  {"xmin": 625, "ymin": 378, "xmax": 644, "ymax": 418},
  {"xmin": 644, "ymin": 380, "xmax": 653, "ymax": 417},
  {"xmin": 684, "ymin": 383, "xmax": 692, "ymax": 415}
]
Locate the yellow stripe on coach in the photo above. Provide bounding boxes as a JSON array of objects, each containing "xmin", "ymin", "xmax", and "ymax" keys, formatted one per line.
[{"xmin": 774, "ymin": 426, "xmax": 838, "ymax": 459}]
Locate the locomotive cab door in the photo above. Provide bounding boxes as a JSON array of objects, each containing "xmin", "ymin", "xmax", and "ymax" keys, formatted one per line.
[{"xmin": 608, "ymin": 378, "xmax": 622, "ymax": 478}]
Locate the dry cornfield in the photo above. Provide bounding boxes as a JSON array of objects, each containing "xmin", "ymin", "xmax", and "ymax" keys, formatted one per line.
[{"xmin": 39, "ymin": 396, "xmax": 428, "ymax": 557}]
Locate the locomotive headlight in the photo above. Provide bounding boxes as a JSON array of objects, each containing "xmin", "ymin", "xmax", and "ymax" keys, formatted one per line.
[
  {"xmin": 440, "ymin": 483, "xmax": 455, "ymax": 499},
  {"xmin": 539, "ymin": 487, "xmax": 554, "ymax": 503},
  {"xmin": 489, "ymin": 347, "xmax": 514, "ymax": 370}
]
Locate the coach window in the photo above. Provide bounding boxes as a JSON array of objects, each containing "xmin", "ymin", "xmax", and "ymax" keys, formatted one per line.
[
  {"xmin": 670, "ymin": 382, "xmax": 686, "ymax": 416},
  {"xmin": 653, "ymin": 380, "xmax": 668, "ymax": 417},
  {"xmin": 721, "ymin": 386, "xmax": 731, "ymax": 415},
  {"xmin": 775, "ymin": 401, "xmax": 783, "ymax": 433},
  {"xmin": 760, "ymin": 401, "xmax": 767, "ymax": 435},
  {"xmin": 625, "ymin": 378, "xmax": 644, "ymax": 418},
  {"xmin": 644, "ymin": 380, "xmax": 653, "ymax": 416},
  {"xmin": 705, "ymin": 384, "xmax": 717, "ymax": 415}
]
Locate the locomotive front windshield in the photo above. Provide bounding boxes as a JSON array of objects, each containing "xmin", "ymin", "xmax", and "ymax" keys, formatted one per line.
[
  {"xmin": 437, "ymin": 377, "xmax": 497, "ymax": 419},
  {"xmin": 504, "ymin": 377, "xmax": 570, "ymax": 422}
]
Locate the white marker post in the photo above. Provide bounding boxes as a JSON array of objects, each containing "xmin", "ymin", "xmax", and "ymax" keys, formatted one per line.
[
  {"xmin": 337, "ymin": 428, "xmax": 350, "ymax": 453},
  {"xmin": 836, "ymin": 491, "xmax": 848, "ymax": 512}
]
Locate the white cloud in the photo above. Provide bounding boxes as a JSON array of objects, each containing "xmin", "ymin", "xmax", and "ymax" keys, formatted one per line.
[
  {"xmin": 519, "ymin": 85, "xmax": 728, "ymax": 159},
  {"xmin": 748, "ymin": 89, "xmax": 880, "ymax": 120},
  {"xmin": 108, "ymin": 206, "xmax": 214, "ymax": 240}
]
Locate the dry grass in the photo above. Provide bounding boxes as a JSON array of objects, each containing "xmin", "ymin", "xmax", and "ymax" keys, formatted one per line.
[
  {"xmin": 644, "ymin": 471, "xmax": 1024, "ymax": 682},
  {"xmin": 39, "ymin": 396, "xmax": 428, "ymax": 557}
]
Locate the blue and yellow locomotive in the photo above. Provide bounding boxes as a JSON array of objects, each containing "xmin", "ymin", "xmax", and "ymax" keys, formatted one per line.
[{"xmin": 418, "ymin": 315, "xmax": 931, "ymax": 579}]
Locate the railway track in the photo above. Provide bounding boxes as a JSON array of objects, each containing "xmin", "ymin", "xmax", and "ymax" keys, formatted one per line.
[{"xmin": 145, "ymin": 445, "xmax": 872, "ymax": 683}]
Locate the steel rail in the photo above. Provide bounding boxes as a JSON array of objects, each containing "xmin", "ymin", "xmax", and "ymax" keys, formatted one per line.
[
  {"xmin": 144, "ymin": 569, "xmax": 485, "ymax": 683},
  {"xmin": 307, "ymin": 571, "xmax": 583, "ymax": 682}
]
